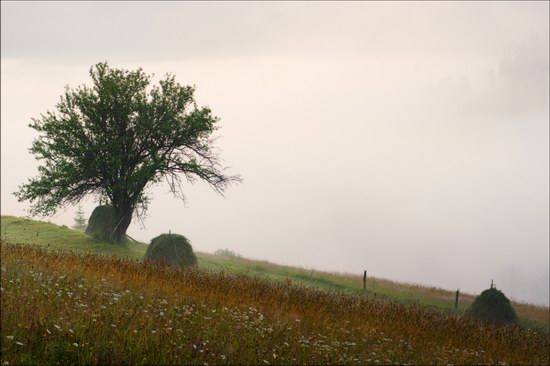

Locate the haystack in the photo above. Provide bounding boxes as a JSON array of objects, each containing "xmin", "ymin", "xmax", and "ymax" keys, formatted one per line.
[{"xmin": 145, "ymin": 233, "xmax": 197, "ymax": 268}]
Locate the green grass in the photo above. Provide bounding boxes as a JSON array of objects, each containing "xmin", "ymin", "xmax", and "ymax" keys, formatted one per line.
[
  {"xmin": 1, "ymin": 215, "xmax": 548, "ymax": 331},
  {"xmin": 196, "ymin": 252, "xmax": 473, "ymax": 314},
  {"xmin": 0, "ymin": 216, "xmax": 148, "ymax": 260}
]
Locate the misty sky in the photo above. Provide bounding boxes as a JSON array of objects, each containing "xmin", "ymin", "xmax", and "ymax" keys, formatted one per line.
[{"xmin": 1, "ymin": 2, "xmax": 549, "ymax": 306}]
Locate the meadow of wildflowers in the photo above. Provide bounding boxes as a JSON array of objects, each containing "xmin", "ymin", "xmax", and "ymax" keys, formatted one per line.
[
  {"xmin": 2, "ymin": 215, "xmax": 548, "ymax": 333},
  {"xmin": 1, "ymin": 243, "xmax": 549, "ymax": 365}
]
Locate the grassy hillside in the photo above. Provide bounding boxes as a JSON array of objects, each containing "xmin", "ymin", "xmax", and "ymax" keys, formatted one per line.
[
  {"xmin": 2, "ymin": 243, "xmax": 549, "ymax": 365},
  {"xmin": 1, "ymin": 215, "xmax": 548, "ymax": 332},
  {"xmin": 0, "ymin": 216, "xmax": 148, "ymax": 260}
]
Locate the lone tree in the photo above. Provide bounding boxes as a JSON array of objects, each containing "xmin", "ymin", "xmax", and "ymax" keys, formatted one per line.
[{"xmin": 15, "ymin": 62, "xmax": 240, "ymax": 243}]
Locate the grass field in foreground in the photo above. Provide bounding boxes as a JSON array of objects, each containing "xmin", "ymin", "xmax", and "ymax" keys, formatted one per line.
[
  {"xmin": 1, "ymin": 215, "xmax": 548, "ymax": 332},
  {"xmin": 2, "ymin": 243, "xmax": 549, "ymax": 365}
]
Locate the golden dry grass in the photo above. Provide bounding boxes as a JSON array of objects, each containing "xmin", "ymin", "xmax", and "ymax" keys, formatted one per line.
[{"xmin": 2, "ymin": 242, "xmax": 549, "ymax": 365}]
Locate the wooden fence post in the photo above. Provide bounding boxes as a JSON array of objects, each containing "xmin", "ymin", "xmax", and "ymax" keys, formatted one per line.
[
  {"xmin": 455, "ymin": 289, "xmax": 459, "ymax": 312},
  {"xmin": 363, "ymin": 270, "xmax": 367, "ymax": 291}
]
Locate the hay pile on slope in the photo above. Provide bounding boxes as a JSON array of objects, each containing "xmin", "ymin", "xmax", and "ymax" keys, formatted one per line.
[
  {"xmin": 85, "ymin": 205, "xmax": 116, "ymax": 242},
  {"xmin": 464, "ymin": 287, "xmax": 518, "ymax": 325},
  {"xmin": 145, "ymin": 233, "xmax": 197, "ymax": 268}
]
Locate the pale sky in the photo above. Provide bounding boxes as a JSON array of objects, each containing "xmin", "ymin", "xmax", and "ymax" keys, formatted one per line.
[{"xmin": 1, "ymin": 2, "xmax": 549, "ymax": 306}]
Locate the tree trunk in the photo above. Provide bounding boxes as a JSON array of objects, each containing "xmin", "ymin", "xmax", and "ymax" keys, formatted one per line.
[{"xmin": 110, "ymin": 202, "xmax": 133, "ymax": 244}]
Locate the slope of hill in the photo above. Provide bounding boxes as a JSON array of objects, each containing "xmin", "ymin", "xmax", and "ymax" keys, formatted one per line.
[
  {"xmin": 1, "ymin": 215, "xmax": 548, "ymax": 332},
  {"xmin": 2, "ymin": 242, "xmax": 549, "ymax": 365},
  {"xmin": 0, "ymin": 215, "xmax": 148, "ymax": 259}
]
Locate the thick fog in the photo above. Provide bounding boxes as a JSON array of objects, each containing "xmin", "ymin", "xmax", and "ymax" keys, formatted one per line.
[{"xmin": 1, "ymin": 2, "xmax": 548, "ymax": 306}]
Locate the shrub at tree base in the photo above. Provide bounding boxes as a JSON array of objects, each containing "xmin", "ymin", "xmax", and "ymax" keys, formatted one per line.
[
  {"xmin": 215, "ymin": 248, "xmax": 242, "ymax": 258},
  {"xmin": 145, "ymin": 233, "xmax": 197, "ymax": 268},
  {"xmin": 464, "ymin": 287, "xmax": 518, "ymax": 325},
  {"xmin": 85, "ymin": 205, "xmax": 116, "ymax": 242}
]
